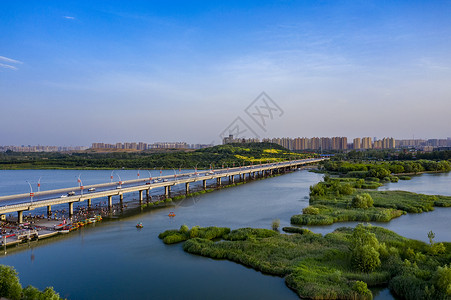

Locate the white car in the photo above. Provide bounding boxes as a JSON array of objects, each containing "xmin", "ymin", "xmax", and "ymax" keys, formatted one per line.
[{"xmin": 60, "ymin": 195, "xmax": 68, "ymax": 198}]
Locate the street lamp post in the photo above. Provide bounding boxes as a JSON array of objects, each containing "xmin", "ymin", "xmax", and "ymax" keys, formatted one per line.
[
  {"xmin": 26, "ymin": 181, "xmax": 33, "ymax": 204},
  {"xmin": 77, "ymin": 174, "xmax": 84, "ymax": 195},
  {"xmin": 37, "ymin": 177, "xmax": 41, "ymax": 193}
]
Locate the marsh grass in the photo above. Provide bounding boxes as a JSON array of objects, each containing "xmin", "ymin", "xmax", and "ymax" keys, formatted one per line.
[{"xmin": 159, "ymin": 225, "xmax": 451, "ymax": 299}]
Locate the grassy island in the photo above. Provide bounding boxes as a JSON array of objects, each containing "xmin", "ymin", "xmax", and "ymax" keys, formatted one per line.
[
  {"xmin": 160, "ymin": 225, "xmax": 451, "ymax": 299},
  {"xmin": 291, "ymin": 177, "xmax": 451, "ymax": 226}
]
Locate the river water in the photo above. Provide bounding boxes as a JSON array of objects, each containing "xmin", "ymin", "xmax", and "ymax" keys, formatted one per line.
[{"xmin": 0, "ymin": 170, "xmax": 449, "ymax": 299}]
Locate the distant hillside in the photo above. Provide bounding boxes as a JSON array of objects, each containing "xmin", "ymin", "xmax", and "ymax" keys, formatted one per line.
[{"xmin": 0, "ymin": 143, "xmax": 317, "ymax": 170}]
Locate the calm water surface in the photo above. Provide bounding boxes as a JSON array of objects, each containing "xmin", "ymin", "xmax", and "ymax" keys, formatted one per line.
[{"xmin": 0, "ymin": 170, "xmax": 449, "ymax": 299}]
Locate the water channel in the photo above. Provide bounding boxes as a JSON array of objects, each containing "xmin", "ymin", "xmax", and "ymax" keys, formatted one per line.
[{"xmin": 0, "ymin": 170, "xmax": 449, "ymax": 299}]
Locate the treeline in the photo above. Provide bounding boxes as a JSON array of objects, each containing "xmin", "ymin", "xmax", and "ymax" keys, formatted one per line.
[
  {"xmin": 343, "ymin": 150, "xmax": 451, "ymax": 161},
  {"xmin": 0, "ymin": 143, "xmax": 314, "ymax": 170},
  {"xmin": 0, "ymin": 265, "xmax": 62, "ymax": 300},
  {"xmin": 322, "ymin": 160, "xmax": 451, "ymax": 179}
]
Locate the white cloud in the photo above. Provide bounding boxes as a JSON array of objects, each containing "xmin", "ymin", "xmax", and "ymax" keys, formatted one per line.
[
  {"xmin": 0, "ymin": 63, "xmax": 18, "ymax": 70},
  {"xmin": 0, "ymin": 56, "xmax": 22, "ymax": 64},
  {"xmin": 0, "ymin": 56, "xmax": 22, "ymax": 70},
  {"xmin": 63, "ymin": 16, "xmax": 75, "ymax": 20}
]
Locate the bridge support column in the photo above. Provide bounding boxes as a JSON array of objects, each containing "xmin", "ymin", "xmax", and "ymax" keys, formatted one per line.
[
  {"xmin": 68, "ymin": 202, "xmax": 74, "ymax": 216},
  {"xmin": 146, "ymin": 189, "xmax": 149, "ymax": 199},
  {"xmin": 17, "ymin": 211, "xmax": 23, "ymax": 224},
  {"xmin": 87, "ymin": 199, "xmax": 91, "ymax": 208},
  {"xmin": 108, "ymin": 196, "xmax": 112, "ymax": 209},
  {"xmin": 203, "ymin": 180, "xmax": 207, "ymax": 190},
  {"xmin": 164, "ymin": 186, "xmax": 169, "ymax": 198},
  {"xmin": 216, "ymin": 177, "xmax": 221, "ymax": 186},
  {"xmin": 185, "ymin": 183, "xmax": 190, "ymax": 194},
  {"xmin": 230, "ymin": 176, "xmax": 234, "ymax": 184},
  {"xmin": 47, "ymin": 205, "xmax": 52, "ymax": 217},
  {"xmin": 138, "ymin": 190, "xmax": 143, "ymax": 204},
  {"xmin": 120, "ymin": 194, "xmax": 124, "ymax": 206}
]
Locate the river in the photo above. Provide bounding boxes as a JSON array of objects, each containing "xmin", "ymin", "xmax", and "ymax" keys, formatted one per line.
[{"xmin": 0, "ymin": 170, "xmax": 450, "ymax": 299}]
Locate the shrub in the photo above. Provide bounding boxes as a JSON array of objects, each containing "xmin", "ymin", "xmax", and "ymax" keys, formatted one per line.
[
  {"xmin": 0, "ymin": 265, "xmax": 22, "ymax": 300},
  {"xmin": 271, "ymin": 219, "xmax": 280, "ymax": 231},
  {"xmin": 434, "ymin": 265, "xmax": 451, "ymax": 296},
  {"xmin": 303, "ymin": 206, "xmax": 320, "ymax": 215},
  {"xmin": 352, "ymin": 194, "xmax": 374, "ymax": 209},
  {"xmin": 390, "ymin": 176, "xmax": 399, "ymax": 183},
  {"xmin": 282, "ymin": 227, "xmax": 313, "ymax": 235},
  {"xmin": 179, "ymin": 224, "xmax": 189, "ymax": 234},
  {"xmin": 163, "ymin": 233, "xmax": 188, "ymax": 244},
  {"xmin": 351, "ymin": 281, "xmax": 372, "ymax": 299},
  {"xmin": 350, "ymin": 225, "xmax": 381, "ymax": 273},
  {"xmin": 399, "ymin": 176, "xmax": 411, "ymax": 180}
]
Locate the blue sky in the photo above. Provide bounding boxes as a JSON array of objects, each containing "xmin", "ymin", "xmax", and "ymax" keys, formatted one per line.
[{"xmin": 1, "ymin": 1, "xmax": 450, "ymax": 146}]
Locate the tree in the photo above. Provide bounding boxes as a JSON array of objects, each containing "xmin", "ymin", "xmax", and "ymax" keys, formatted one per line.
[
  {"xmin": 350, "ymin": 224, "xmax": 381, "ymax": 273},
  {"xmin": 352, "ymin": 193, "xmax": 374, "ymax": 209},
  {"xmin": 0, "ymin": 265, "xmax": 22, "ymax": 300}
]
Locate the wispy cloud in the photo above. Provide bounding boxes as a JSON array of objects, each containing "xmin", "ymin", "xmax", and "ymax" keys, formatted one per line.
[
  {"xmin": 0, "ymin": 56, "xmax": 22, "ymax": 64},
  {"xmin": 0, "ymin": 56, "xmax": 22, "ymax": 70},
  {"xmin": 0, "ymin": 63, "xmax": 18, "ymax": 70},
  {"xmin": 63, "ymin": 16, "xmax": 75, "ymax": 20}
]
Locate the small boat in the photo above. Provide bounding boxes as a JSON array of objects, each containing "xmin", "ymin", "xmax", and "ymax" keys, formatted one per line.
[{"xmin": 136, "ymin": 222, "xmax": 143, "ymax": 228}]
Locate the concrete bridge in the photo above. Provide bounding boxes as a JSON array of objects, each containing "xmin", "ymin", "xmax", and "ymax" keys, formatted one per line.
[{"xmin": 0, "ymin": 158, "xmax": 326, "ymax": 223}]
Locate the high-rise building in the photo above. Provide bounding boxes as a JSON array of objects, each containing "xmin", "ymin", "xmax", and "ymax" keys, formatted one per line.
[{"xmin": 353, "ymin": 138, "xmax": 361, "ymax": 150}]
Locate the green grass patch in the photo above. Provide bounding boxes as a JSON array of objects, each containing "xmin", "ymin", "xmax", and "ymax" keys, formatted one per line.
[{"xmin": 159, "ymin": 225, "xmax": 451, "ymax": 299}]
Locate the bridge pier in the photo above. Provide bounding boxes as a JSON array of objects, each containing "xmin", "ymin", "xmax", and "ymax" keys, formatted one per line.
[
  {"xmin": 108, "ymin": 195, "xmax": 113, "ymax": 209},
  {"xmin": 87, "ymin": 199, "xmax": 91, "ymax": 208},
  {"xmin": 164, "ymin": 186, "xmax": 169, "ymax": 198},
  {"xmin": 216, "ymin": 177, "xmax": 221, "ymax": 186},
  {"xmin": 185, "ymin": 183, "xmax": 190, "ymax": 194},
  {"xmin": 120, "ymin": 194, "xmax": 124, "ymax": 206},
  {"xmin": 203, "ymin": 180, "xmax": 207, "ymax": 190},
  {"xmin": 146, "ymin": 189, "xmax": 149, "ymax": 199},
  {"xmin": 17, "ymin": 211, "xmax": 23, "ymax": 224},
  {"xmin": 47, "ymin": 205, "xmax": 52, "ymax": 217},
  {"xmin": 230, "ymin": 175, "xmax": 234, "ymax": 184},
  {"xmin": 138, "ymin": 190, "xmax": 143, "ymax": 204},
  {"xmin": 68, "ymin": 202, "xmax": 74, "ymax": 216}
]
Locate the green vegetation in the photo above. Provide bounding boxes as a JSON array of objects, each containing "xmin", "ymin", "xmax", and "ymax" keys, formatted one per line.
[
  {"xmin": 291, "ymin": 177, "xmax": 451, "ymax": 226},
  {"xmin": 0, "ymin": 265, "xmax": 63, "ymax": 300},
  {"xmin": 322, "ymin": 159, "xmax": 451, "ymax": 178},
  {"xmin": 159, "ymin": 225, "xmax": 451, "ymax": 299},
  {"xmin": 158, "ymin": 225, "xmax": 231, "ymax": 244},
  {"xmin": 0, "ymin": 143, "xmax": 315, "ymax": 170}
]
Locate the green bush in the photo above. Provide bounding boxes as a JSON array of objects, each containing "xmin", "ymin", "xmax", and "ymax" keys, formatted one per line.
[
  {"xmin": 0, "ymin": 265, "xmax": 22, "ymax": 300},
  {"xmin": 282, "ymin": 227, "xmax": 313, "ymax": 234},
  {"xmin": 163, "ymin": 233, "xmax": 187, "ymax": 244},
  {"xmin": 302, "ymin": 206, "xmax": 320, "ymax": 215},
  {"xmin": 352, "ymin": 193, "xmax": 374, "ymax": 209},
  {"xmin": 351, "ymin": 281, "xmax": 372, "ymax": 299},
  {"xmin": 271, "ymin": 219, "xmax": 280, "ymax": 231}
]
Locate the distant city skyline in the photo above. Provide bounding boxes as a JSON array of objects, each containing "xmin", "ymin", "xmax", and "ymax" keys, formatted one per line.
[
  {"xmin": 1, "ymin": 135, "xmax": 450, "ymax": 151},
  {"xmin": 1, "ymin": 1, "xmax": 451, "ymax": 145}
]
